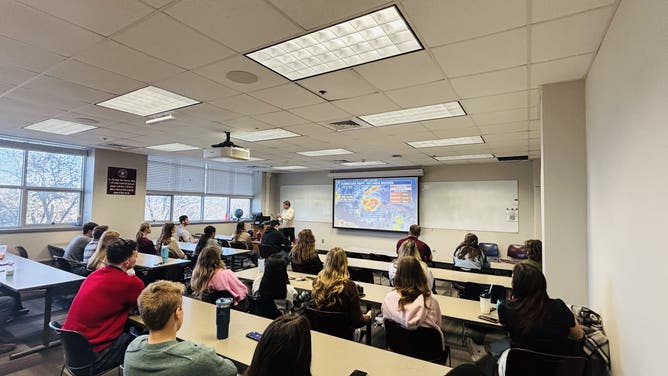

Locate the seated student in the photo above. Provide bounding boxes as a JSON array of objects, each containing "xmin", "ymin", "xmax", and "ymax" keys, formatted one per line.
[
  {"xmin": 0, "ymin": 252, "xmax": 17, "ymax": 354},
  {"xmin": 312, "ymin": 247, "xmax": 372, "ymax": 336},
  {"xmin": 176, "ymin": 215, "xmax": 197, "ymax": 243},
  {"xmin": 83, "ymin": 225, "xmax": 109, "ymax": 264},
  {"xmin": 497, "ymin": 263, "xmax": 584, "ymax": 376},
  {"xmin": 190, "ymin": 246, "xmax": 248, "ymax": 306},
  {"xmin": 135, "ymin": 223, "xmax": 156, "ymax": 255},
  {"xmin": 194, "ymin": 225, "xmax": 218, "ymax": 259},
  {"xmin": 244, "ymin": 314, "xmax": 312, "ymax": 376},
  {"xmin": 252, "ymin": 254, "xmax": 298, "ymax": 315},
  {"xmin": 453, "ymin": 233, "xmax": 488, "ymax": 271},
  {"xmin": 63, "ymin": 221, "xmax": 98, "ymax": 263},
  {"xmin": 396, "ymin": 224, "xmax": 432, "ymax": 262},
  {"xmin": 523, "ymin": 239, "xmax": 542, "ymax": 270},
  {"xmin": 260, "ymin": 220, "xmax": 291, "ymax": 260},
  {"xmin": 389, "ymin": 240, "xmax": 434, "ymax": 289},
  {"xmin": 63, "ymin": 239, "xmax": 144, "ymax": 373},
  {"xmin": 382, "ymin": 256, "xmax": 445, "ymax": 349},
  {"xmin": 87, "ymin": 230, "xmax": 120, "ymax": 271},
  {"xmin": 290, "ymin": 229, "xmax": 323, "ymax": 275},
  {"xmin": 155, "ymin": 223, "xmax": 186, "ymax": 259},
  {"xmin": 123, "ymin": 281, "xmax": 237, "ymax": 376},
  {"xmin": 231, "ymin": 221, "xmax": 253, "ymax": 249}
]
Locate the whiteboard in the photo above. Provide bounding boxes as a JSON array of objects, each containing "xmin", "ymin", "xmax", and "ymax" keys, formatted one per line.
[
  {"xmin": 420, "ymin": 180, "xmax": 518, "ymax": 232},
  {"xmin": 280, "ymin": 185, "xmax": 332, "ymax": 223}
]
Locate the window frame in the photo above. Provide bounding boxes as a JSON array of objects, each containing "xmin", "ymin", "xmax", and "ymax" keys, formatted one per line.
[{"xmin": 144, "ymin": 191, "xmax": 253, "ymax": 224}]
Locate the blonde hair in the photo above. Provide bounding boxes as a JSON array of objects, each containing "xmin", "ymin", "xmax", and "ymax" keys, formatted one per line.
[
  {"xmin": 398, "ymin": 239, "xmax": 421, "ymax": 259},
  {"xmin": 190, "ymin": 246, "xmax": 226, "ymax": 296},
  {"xmin": 87, "ymin": 230, "xmax": 120, "ymax": 270},
  {"xmin": 393, "ymin": 257, "xmax": 431, "ymax": 310},
  {"xmin": 292, "ymin": 229, "xmax": 317, "ymax": 264},
  {"xmin": 135, "ymin": 222, "xmax": 150, "ymax": 244},
  {"xmin": 138, "ymin": 281, "xmax": 184, "ymax": 331},
  {"xmin": 312, "ymin": 247, "xmax": 349, "ymax": 308}
]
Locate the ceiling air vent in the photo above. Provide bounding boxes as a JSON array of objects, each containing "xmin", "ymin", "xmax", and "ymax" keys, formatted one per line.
[
  {"xmin": 497, "ymin": 155, "xmax": 529, "ymax": 162},
  {"xmin": 322, "ymin": 117, "xmax": 372, "ymax": 132},
  {"xmin": 98, "ymin": 143, "xmax": 134, "ymax": 150}
]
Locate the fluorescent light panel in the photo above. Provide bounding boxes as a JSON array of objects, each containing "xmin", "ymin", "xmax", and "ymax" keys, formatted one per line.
[
  {"xmin": 147, "ymin": 143, "xmax": 200, "ymax": 152},
  {"xmin": 434, "ymin": 154, "xmax": 494, "ymax": 161},
  {"xmin": 245, "ymin": 6, "xmax": 422, "ymax": 80},
  {"xmin": 233, "ymin": 128, "xmax": 301, "ymax": 142},
  {"xmin": 24, "ymin": 119, "xmax": 97, "ymax": 135},
  {"xmin": 145, "ymin": 113, "xmax": 174, "ymax": 124},
  {"xmin": 97, "ymin": 86, "xmax": 200, "ymax": 117},
  {"xmin": 341, "ymin": 161, "xmax": 386, "ymax": 166},
  {"xmin": 274, "ymin": 165, "xmax": 307, "ymax": 170},
  {"xmin": 407, "ymin": 136, "xmax": 484, "ymax": 148},
  {"xmin": 297, "ymin": 148, "xmax": 352, "ymax": 157},
  {"xmin": 360, "ymin": 101, "xmax": 465, "ymax": 127}
]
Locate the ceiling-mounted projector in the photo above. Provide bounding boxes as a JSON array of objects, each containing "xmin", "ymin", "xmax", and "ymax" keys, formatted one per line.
[{"xmin": 204, "ymin": 132, "xmax": 250, "ymax": 161}]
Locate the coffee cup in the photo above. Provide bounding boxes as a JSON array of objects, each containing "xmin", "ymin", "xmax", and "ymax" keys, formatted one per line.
[{"xmin": 479, "ymin": 292, "xmax": 491, "ymax": 314}]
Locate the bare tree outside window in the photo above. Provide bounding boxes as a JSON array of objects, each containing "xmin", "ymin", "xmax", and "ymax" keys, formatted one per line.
[
  {"xmin": 173, "ymin": 195, "xmax": 202, "ymax": 222},
  {"xmin": 204, "ymin": 196, "xmax": 229, "ymax": 221},
  {"xmin": 145, "ymin": 195, "xmax": 171, "ymax": 222},
  {"xmin": 229, "ymin": 198, "xmax": 251, "ymax": 220},
  {"xmin": 0, "ymin": 188, "xmax": 21, "ymax": 227}
]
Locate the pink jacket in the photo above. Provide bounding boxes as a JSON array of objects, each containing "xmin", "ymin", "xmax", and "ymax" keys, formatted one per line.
[
  {"xmin": 208, "ymin": 268, "xmax": 248, "ymax": 304},
  {"xmin": 381, "ymin": 290, "xmax": 445, "ymax": 349}
]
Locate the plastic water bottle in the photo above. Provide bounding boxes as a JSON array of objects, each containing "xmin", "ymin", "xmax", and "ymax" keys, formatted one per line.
[
  {"xmin": 216, "ymin": 297, "xmax": 233, "ymax": 339},
  {"xmin": 5, "ymin": 263, "xmax": 14, "ymax": 278},
  {"xmin": 160, "ymin": 246, "xmax": 169, "ymax": 263}
]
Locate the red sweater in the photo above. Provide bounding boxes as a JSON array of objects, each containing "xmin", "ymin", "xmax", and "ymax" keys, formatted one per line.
[
  {"xmin": 63, "ymin": 265, "xmax": 144, "ymax": 352},
  {"xmin": 396, "ymin": 235, "xmax": 432, "ymax": 261}
]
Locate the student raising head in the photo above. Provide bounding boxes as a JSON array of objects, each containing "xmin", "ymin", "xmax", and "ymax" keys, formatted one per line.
[{"xmin": 190, "ymin": 246, "xmax": 248, "ymax": 305}]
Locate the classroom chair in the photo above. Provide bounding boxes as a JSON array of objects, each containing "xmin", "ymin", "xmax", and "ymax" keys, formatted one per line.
[
  {"xmin": 305, "ymin": 306, "xmax": 356, "ymax": 341},
  {"xmin": 229, "ymin": 241, "xmax": 248, "ymax": 250},
  {"xmin": 15, "ymin": 246, "xmax": 29, "ymax": 258},
  {"xmin": 479, "ymin": 243, "xmax": 499, "ymax": 257},
  {"xmin": 246, "ymin": 294, "xmax": 282, "ymax": 320},
  {"xmin": 384, "ymin": 319, "xmax": 451, "ymax": 366},
  {"xmin": 507, "ymin": 244, "xmax": 527, "ymax": 259},
  {"xmin": 47, "ymin": 244, "xmax": 65, "ymax": 259},
  {"xmin": 49, "ymin": 321, "xmax": 121, "ymax": 376},
  {"xmin": 505, "ymin": 348, "xmax": 587, "ymax": 376}
]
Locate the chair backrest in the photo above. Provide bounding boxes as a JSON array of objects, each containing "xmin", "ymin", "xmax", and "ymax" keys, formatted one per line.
[
  {"xmin": 291, "ymin": 261, "xmax": 321, "ymax": 275},
  {"xmin": 305, "ymin": 306, "xmax": 354, "ymax": 340},
  {"xmin": 246, "ymin": 294, "xmax": 282, "ymax": 319},
  {"xmin": 478, "ymin": 243, "xmax": 499, "ymax": 257},
  {"xmin": 201, "ymin": 289, "xmax": 235, "ymax": 304},
  {"xmin": 48, "ymin": 244, "xmax": 65, "ymax": 258},
  {"xmin": 507, "ymin": 244, "xmax": 527, "ymax": 259},
  {"xmin": 229, "ymin": 241, "xmax": 248, "ymax": 250},
  {"xmin": 53, "ymin": 256, "xmax": 74, "ymax": 272},
  {"xmin": 218, "ymin": 239, "xmax": 230, "ymax": 248},
  {"xmin": 259, "ymin": 244, "xmax": 279, "ymax": 259},
  {"xmin": 458, "ymin": 282, "xmax": 484, "ymax": 301},
  {"xmin": 15, "ymin": 246, "xmax": 28, "ymax": 258},
  {"xmin": 348, "ymin": 266, "xmax": 374, "ymax": 283},
  {"xmin": 49, "ymin": 321, "xmax": 97, "ymax": 374},
  {"xmin": 505, "ymin": 348, "xmax": 587, "ymax": 376},
  {"xmin": 384, "ymin": 319, "xmax": 447, "ymax": 364}
]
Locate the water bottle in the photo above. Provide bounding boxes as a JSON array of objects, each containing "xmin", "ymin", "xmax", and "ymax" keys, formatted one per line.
[
  {"xmin": 216, "ymin": 297, "xmax": 233, "ymax": 339},
  {"xmin": 160, "ymin": 245, "xmax": 169, "ymax": 263},
  {"xmin": 5, "ymin": 263, "xmax": 14, "ymax": 278}
]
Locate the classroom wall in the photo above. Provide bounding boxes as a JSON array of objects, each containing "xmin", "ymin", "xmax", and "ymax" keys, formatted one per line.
[
  {"xmin": 586, "ymin": 0, "xmax": 667, "ymax": 374},
  {"xmin": 270, "ymin": 160, "xmax": 538, "ymax": 255}
]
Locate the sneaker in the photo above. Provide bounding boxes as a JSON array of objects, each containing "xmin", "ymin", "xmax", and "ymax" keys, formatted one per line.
[
  {"xmin": 465, "ymin": 337, "xmax": 488, "ymax": 362},
  {"xmin": 0, "ymin": 343, "xmax": 16, "ymax": 354}
]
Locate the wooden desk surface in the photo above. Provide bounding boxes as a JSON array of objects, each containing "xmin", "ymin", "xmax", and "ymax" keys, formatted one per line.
[
  {"xmin": 0, "ymin": 253, "xmax": 83, "ymax": 291},
  {"xmin": 215, "ymin": 234, "xmax": 233, "ymax": 241},
  {"xmin": 130, "ymin": 296, "xmax": 451, "ymax": 375},
  {"xmin": 134, "ymin": 253, "xmax": 190, "ymax": 270},
  {"xmin": 178, "ymin": 242, "xmax": 252, "ymax": 257},
  {"xmin": 236, "ymin": 268, "xmax": 501, "ymax": 328}
]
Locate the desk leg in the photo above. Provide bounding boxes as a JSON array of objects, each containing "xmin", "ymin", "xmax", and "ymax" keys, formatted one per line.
[{"xmin": 9, "ymin": 288, "xmax": 61, "ymax": 360}]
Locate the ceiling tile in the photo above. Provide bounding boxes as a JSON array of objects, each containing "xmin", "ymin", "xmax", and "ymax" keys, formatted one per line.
[
  {"xmin": 250, "ymin": 83, "xmax": 324, "ymax": 109},
  {"xmin": 531, "ymin": 0, "xmax": 615, "ymax": 23},
  {"xmin": 432, "ymin": 28, "xmax": 527, "ymax": 78},
  {"xmin": 402, "ymin": 0, "xmax": 527, "ymax": 47},
  {"xmin": 113, "ymin": 13, "xmax": 235, "ymax": 69},
  {"xmin": 472, "ymin": 108, "xmax": 529, "ymax": 125},
  {"xmin": 6, "ymin": 87, "xmax": 86, "ymax": 113},
  {"xmin": 210, "ymin": 94, "xmax": 279, "ymax": 115},
  {"xmin": 479, "ymin": 121, "xmax": 529, "ymax": 134},
  {"xmin": 462, "ymin": 91, "xmax": 529, "ymax": 114},
  {"xmin": 222, "ymin": 117, "xmax": 275, "ymax": 132},
  {"xmin": 267, "ymin": 0, "xmax": 388, "ymax": 30},
  {"xmin": 46, "ymin": 59, "xmax": 145, "ymax": 95},
  {"xmin": 530, "ymin": 6, "xmax": 615, "ymax": 62},
  {"xmin": 298, "ymin": 69, "xmax": 377, "ymax": 100},
  {"xmin": 76, "ymin": 39, "xmax": 184, "ymax": 83},
  {"xmin": 289, "ymin": 102, "xmax": 351, "ymax": 122},
  {"xmin": 68, "ymin": 103, "xmax": 144, "ymax": 123},
  {"xmin": 165, "ymin": 0, "xmax": 303, "ymax": 52},
  {"xmin": 154, "ymin": 71, "xmax": 239, "ymax": 102},
  {"xmin": 0, "ymin": 36, "xmax": 66, "ymax": 73},
  {"xmin": 252, "ymin": 111, "xmax": 309, "ymax": 127},
  {"xmin": 283, "ymin": 123, "xmax": 334, "ymax": 136},
  {"xmin": 0, "ymin": 1, "xmax": 102, "ymax": 56},
  {"xmin": 530, "ymin": 54, "xmax": 593, "ymax": 87},
  {"xmin": 450, "ymin": 66, "xmax": 528, "ymax": 99},
  {"xmin": 141, "ymin": 0, "xmax": 173, "ymax": 9},
  {"xmin": 332, "ymin": 93, "xmax": 398, "ymax": 116},
  {"xmin": 17, "ymin": 0, "xmax": 154, "ymax": 36},
  {"xmin": 354, "ymin": 51, "xmax": 443, "ymax": 91},
  {"xmin": 175, "ymin": 103, "xmax": 243, "ymax": 123},
  {"xmin": 194, "ymin": 54, "xmax": 289, "ymax": 92},
  {"xmin": 385, "ymin": 80, "xmax": 458, "ymax": 108},
  {"xmin": 0, "ymin": 65, "xmax": 38, "ymax": 86},
  {"xmin": 22, "ymin": 76, "xmax": 114, "ymax": 104}
]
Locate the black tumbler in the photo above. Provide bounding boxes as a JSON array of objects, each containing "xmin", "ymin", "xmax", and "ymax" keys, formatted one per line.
[{"xmin": 216, "ymin": 297, "xmax": 233, "ymax": 339}]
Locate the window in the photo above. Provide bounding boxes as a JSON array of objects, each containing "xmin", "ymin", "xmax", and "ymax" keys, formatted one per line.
[
  {"xmin": 144, "ymin": 156, "xmax": 259, "ymax": 223},
  {"xmin": 0, "ymin": 143, "xmax": 86, "ymax": 229}
]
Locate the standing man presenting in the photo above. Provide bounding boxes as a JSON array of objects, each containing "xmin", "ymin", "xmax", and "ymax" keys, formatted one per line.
[
  {"xmin": 396, "ymin": 224, "xmax": 433, "ymax": 262},
  {"xmin": 277, "ymin": 200, "xmax": 295, "ymax": 243}
]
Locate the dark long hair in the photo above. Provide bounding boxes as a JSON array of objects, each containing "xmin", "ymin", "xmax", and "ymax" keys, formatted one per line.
[
  {"xmin": 156, "ymin": 223, "xmax": 175, "ymax": 250},
  {"xmin": 393, "ymin": 256, "xmax": 431, "ymax": 310},
  {"xmin": 244, "ymin": 314, "xmax": 312, "ymax": 376},
  {"xmin": 234, "ymin": 222, "xmax": 246, "ymax": 237},
  {"xmin": 259, "ymin": 254, "xmax": 288, "ymax": 300},
  {"xmin": 525, "ymin": 239, "xmax": 542, "ymax": 264},
  {"xmin": 195, "ymin": 225, "xmax": 216, "ymax": 256},
  {"xmin": 454, "ymin": 233, "xmax": 483, "ymax": 260},
  {"xmin": 508, "ymin": 263, "xmax": 550, "ymax": 334}
]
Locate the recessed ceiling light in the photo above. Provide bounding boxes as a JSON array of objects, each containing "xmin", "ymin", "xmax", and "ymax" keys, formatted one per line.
[
  {"xmin": 24, "ymin": 119, "xmax": 97, "ymax": 135},
  {"xmin": 407, "ymin": 136, "xmax": 484, "ymax": 148},
  {"xmin": 434, "ymin": 154, "xmax": 494, "ymax": 161},
  {"xmin": 147, "ymin": 143, "xmax": 200, "ymax": 152},
  {"xmin": 297, "ymin": 148, "xmax": 352, "ymax": 157},
  {"xmin": 245, "ymin": 5, "xmax": 422, "ymax": 81},
  {"xmin": 274, "ymin": 165, "xmax": 307, "ymax": 170},
  {"xmin": 233, "ymin": 128, "xmax": 301, "ymax": 142},
  {"xmin": 341, "ymin": 161, "xmax": 387, "ymax": 166},
  {"xmin": 96, "ymin": 86, "xmax": 200, "ymax": 117},
  {"xmin": 359, "ymin": 101, "xmax": 466, "ymax": 127},
  {"xmin": 210, "ymin": 157, "xmax": 265, "ymax": 163}
]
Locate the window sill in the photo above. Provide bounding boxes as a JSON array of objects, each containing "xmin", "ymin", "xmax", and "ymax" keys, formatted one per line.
[{"xmin": 0, "ymin": 226, "xmax": 82, "ymax": 234}]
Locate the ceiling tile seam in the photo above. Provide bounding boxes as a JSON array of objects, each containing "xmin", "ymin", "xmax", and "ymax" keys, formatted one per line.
[
  {"xmin": 424, "ymin": 24, "xmax": 529, "ymax": 50},
  {"xmin": 529, "ymin": 3, "xmax": 617, "ymax": 25},
  {"xmin": 12, "ymin": 0, "xmax": 109, "ymax": 39},
  {"xmin": 530, "ymin": 51, "xmax": 597, "ymax": 66}
]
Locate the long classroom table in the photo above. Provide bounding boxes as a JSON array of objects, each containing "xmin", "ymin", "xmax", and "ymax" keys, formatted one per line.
[{"xmin": 129, "ymin": 296, "xmax": 452, "ymax": 376}]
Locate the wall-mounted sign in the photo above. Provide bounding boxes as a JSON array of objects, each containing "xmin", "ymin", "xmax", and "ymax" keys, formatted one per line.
[{"xmin": 107, "ymin": 166, "xmax": 136, "ymax": 195}]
